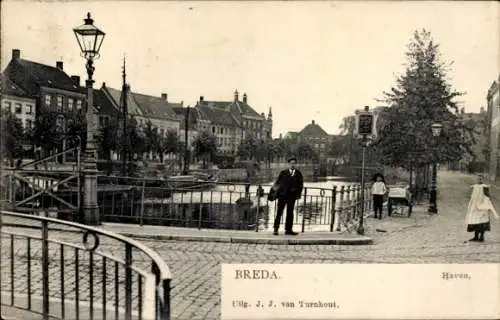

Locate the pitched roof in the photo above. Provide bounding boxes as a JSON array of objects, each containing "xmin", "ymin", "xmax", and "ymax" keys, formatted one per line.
[
  {"xmin": 199, "ymin": 96, "xmax": 265, "ymax": 120},
  {"xmin": 4, "ymin": 58, "xmax": 81, "ymax": 95},
  {"xmin": 196, "ymin": 105, "xmax": 240, "ymax": 127},
  {"xmin": 102, "ymin": 85, "xmax": 143, "ymax": 116},
  {"xmin": 299, "ymin": 121, "xmax": 329, "ymax": 137},
  {"xmin": 227, "ymin": 100, "xmax": 264, "ymax": 119},
  {"xmin": 132, "ymin": 92, "xmax": 179, "ymax": 121},
  {"xmin": 93, "ymin": 88, "xmax": 121, "ymax": 117},
  {"xmin": 1, "ymin": 74, "xmax": 31, "ymax": 98},
  {"xmin": 172, "ymin": 107, "xmax": 200, "ymax": 130}
]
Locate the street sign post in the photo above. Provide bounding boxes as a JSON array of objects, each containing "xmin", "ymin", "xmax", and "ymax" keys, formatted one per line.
[{"xmin": 354, "ymin": 106, "xmax": 377, "ymax": 235}]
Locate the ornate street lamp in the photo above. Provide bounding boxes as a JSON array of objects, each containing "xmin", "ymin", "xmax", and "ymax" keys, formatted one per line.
[
  {"xmin": 73, "ymin": 13, "xmax": 105, "ymax": 225},
  {"xmin": 428, "ymin": 122, "xmax": 442, "ymax": 214}
]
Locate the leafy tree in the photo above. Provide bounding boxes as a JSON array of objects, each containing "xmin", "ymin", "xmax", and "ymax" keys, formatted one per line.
[
  {"xmin": 157, "ymin": 129, "xmax": 180, "ymax": 163},
  {"xmin": 237, "ymin": 136, "xmax": 258, "ymax": 160},
  {"xmin": 117, "ymin": 116, "xmax": 145, "ymax": 161},
  {"xmin": 2, "ymin": 110, "xmax": 25, "ymax": 166},
  {"xmin": 66, "ymin": 114, "xmax": 86, "ymax": 152},
  {"xmin": 142, "ymin": 120, "xmax": 158, "ymax": 158},
  {"xmin": 295, "ymin": 140, "xmax": 318, "ymax": 163},
  {"xmin": 192, "ymin": 131, "xmax": 217, "ymax": 167},
  {"xmin": 327, "ymin": 134, "xmax": 352, "ymax": 163},
  {"xmin": 96, "ymin": 119, "xmax": 118, "ymax": 160},
  {"xmin": 31, "ymin": 114, "xmax": 61, "ymax": 157},
  {"xmin": 375, "ymin": 29, "xmax": 471, "ymax": 170}
]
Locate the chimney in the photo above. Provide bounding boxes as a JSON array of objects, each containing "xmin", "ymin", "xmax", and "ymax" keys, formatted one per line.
[
  {"xmin": 234, "ymin": 90, "xmax": 239, "ymax": 102},
  {"xmin": 199, "ymin": 96, "xmax": 204, "ymax": 103},
  {"xmin": 243, "ymin": 93, "xmax": 247, "ymax": 103},
  {"xmin": 12, "ymin": 49, "xmax": 20, "ymax": 60},
  {"xmin": 161, "ymin": 93, "xmax": 168, "ymax": 101},
  {"xmin": 279, "ymin": 133, "xmax": 283, "ymax": 139},
  {"xmin": 261, "ymin": 112, "xmax": 265, "ymax": 117},
  {"xmin": 480, "ymin": 106, "xmax": 485, "ymax": 114},
  {"xmin": 102, "ymin": 82, "xmax": 106, "ymax": 88},
  {"xmin": 71, "ymin": 75, "xmax": 80, "ymax": 86},
  {"xmin": 56, "ymin": 61, "xmax": 63, "ymax": 71},
  {"xmin": 312, "ymin": 120, "xmax": 315, "ymax": 124}
]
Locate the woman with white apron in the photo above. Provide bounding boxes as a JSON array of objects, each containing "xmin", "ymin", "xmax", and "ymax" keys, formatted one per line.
[{"xmin": 465, "ymin": 176, "xmax": 499, "ymax": 242}]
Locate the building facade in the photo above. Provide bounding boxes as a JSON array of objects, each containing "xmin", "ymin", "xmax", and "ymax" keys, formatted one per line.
[
  {"xmin": 1, "ymin": 75, "xmax": 36, "ymax": 131},
  {"xmin": 297, "ymin": 120, "xmax": 332, "ymax": 155},
  {"xmin": 3, "ymin": 49, "xmax": 87, "ymax": 159},
  {"xmin": 486, "ymin": 76, "xmax": 500, "ymax": 180},
  {"xmin": 454, "ymin": 107, "xmax": 488, "ymax": 172},
  {"xmin": 194, "ymin": 100, "xmax": 242, "ymax": 154},
  {"xmin": 191, "ymin": 90, "xmax": 273, "ymax": 155}
]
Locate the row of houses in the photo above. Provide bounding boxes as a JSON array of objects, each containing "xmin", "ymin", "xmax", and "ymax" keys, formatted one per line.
[{"xmin": 1, "ymin": 48, "xmax": 273, "ymax": 158}]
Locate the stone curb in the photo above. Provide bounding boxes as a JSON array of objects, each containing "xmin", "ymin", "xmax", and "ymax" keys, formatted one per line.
[{"xmin": 2, "ymin": 223, "xmax": 373, "ymax": 245}]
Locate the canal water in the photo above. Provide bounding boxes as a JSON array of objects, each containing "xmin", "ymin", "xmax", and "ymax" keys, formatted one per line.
[{"xmin": 166, "ymin": 176, "xmax": 361, "ymax": 232}]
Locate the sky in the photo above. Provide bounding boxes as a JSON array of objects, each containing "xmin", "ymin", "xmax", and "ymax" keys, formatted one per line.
[{"xmin": 1, "ymin": 1, "xmax": 498, "ymax": 137}]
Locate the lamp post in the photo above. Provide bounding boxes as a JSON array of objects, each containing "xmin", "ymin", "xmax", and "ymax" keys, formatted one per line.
[
  {"xmin": 428, "ymin": 122, "xmax": 442, "ymax": 214},
  {"xmin": 183, "ymin": 106, "xmax": 190, "ymax": 175},
  {"xmin": 355, "ymin": 105, "xmax": 375, "ymax": 236},
  {"xmin": 73, "ymin": 13, "xmax": 105, "ymax": 225}
]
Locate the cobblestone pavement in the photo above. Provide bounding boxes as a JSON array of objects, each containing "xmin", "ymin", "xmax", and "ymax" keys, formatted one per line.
[{"xmin": 2, "ymin": 171, "xmax": 499, "ymax": 320}]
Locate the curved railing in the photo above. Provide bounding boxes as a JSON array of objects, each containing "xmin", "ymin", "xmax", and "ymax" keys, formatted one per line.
[{"xmin": 0, "ymin": 210, "xmax": 172, "ymax": 320}]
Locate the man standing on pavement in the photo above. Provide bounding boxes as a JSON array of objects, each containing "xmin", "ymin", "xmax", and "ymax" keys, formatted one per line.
[{"xmin": 272, "ymin": 157, "xmax": 303, "ymax": 236}]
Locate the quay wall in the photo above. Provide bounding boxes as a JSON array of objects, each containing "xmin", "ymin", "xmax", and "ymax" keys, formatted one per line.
[{"xmin": 216, "ymin": 165, "xmax": 315, "ymax": 183}]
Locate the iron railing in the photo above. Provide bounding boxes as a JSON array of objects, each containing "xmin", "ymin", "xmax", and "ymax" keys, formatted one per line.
[
  {"xmin": 96, "ymin": 177, "xmax": 373, "ymax": 233},
  {"xmin": 3, "ymin": 169, "xmax": 375, "ymax": 233},
  {"xmin": 0, "ymin": 210, "xmax": 172, "ymax": 320}
]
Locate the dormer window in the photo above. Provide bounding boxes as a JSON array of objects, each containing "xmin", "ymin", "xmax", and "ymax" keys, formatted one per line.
[
  {"xmin": 76, "ymin": 100, "xmax": 82, "ymax": 110},
  {"xmin": 68, "ymin": 98, "xmax": 74, "ymax": 111}
]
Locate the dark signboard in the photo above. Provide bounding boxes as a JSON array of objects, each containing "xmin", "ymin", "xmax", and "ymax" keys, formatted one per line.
[{"xmin": 358, "ymin": 114, "xmax": 373, "ymax": 136}]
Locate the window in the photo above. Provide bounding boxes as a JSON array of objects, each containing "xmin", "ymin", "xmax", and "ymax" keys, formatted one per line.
[
  {"xmin": 3, "ymin": 101, "xmax": 12, "ymax": 112},
  {"xmin": 26, "ymin": 105, "xmax": 33, "ymax": 114},
  {"xmin": 15, "ymin": 103, "xmax": 22, "ymax": 114},
  {"xmin": 45, "ymin": 94, "xmax": 51, "ymax": 106},
  {"xmin": 212, "ymin": 126, "xmax": 216, "ymax": 134},
  {"xmin": 160, "ymin": 129, "xmax": 165, "ymax": 136},
  {"xmin": 26, "ymin": 119, "xmax": 33, "ymax": 130},
  {"xmin": 76, "ymin": 100, "xmax": 82, "ymax": 110},
  {"xmin": 57, "ymin": 96, "xmax": 63, "ymax": 112},
  {"xmin": 68, "ymin": 98, "xmax": 74, "ymax": 111}
]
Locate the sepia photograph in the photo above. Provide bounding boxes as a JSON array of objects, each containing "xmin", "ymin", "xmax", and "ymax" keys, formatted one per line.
[{"xmin": 0, "ymin": 1, "xmax": 498, "ymax": 319}]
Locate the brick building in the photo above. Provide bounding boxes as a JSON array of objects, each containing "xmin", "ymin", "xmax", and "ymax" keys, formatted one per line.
[{"xmin": 486, "ymin": 75, "xmax": 500, "ymax": 180}]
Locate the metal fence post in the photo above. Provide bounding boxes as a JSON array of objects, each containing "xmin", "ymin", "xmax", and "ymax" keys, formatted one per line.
[
  {"xmin": 301, "ymin": 187, "xmax": 308, "ymax": 233},
  {"xmin": 41, "ymin": 220, "xmax": 50, "ymax": 320},
  {"xmin": 336, "ymin": 186, "xmax": 344, "ymax": 232},
  {"xmin": 140, "ymin": 177, "xmax": 146, "ymax": 226},
  {"xmin": 198, "ymin": 191, "xmax": 204, "ymax": 230},
  {"xmin": 255, "ymin": 192, "xmax": 260, "ymax": 233},
  {"xmin": 330, "ymin": 186, "xmax": 337, "ymax": 232},
  {"xmin": 125, "ymin": 243, "xmax": 133, "ymax": 320}
]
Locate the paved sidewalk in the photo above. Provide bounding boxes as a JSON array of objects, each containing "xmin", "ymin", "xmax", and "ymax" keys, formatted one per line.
[{"xmin": 102, "ymin": 223, "xmax": 373, "ymax": 245}]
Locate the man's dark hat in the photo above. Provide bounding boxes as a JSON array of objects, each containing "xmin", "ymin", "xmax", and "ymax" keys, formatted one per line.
[{"xmin": 288, "ymin": 156, "xmax": 297, "ymax": 162}]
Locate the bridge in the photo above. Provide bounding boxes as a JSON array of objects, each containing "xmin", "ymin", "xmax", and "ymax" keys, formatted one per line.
[{"xmin": 1, "ymin": 149, "xmax": 173, "ymax": 320}]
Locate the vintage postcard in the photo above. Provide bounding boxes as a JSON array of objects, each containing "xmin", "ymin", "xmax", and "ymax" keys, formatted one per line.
[{"xmin": 0, "ymin": 1, "xmax": 499, "ymax": 319}]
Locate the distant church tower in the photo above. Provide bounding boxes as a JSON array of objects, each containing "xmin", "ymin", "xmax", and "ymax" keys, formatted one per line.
[{"xmin": 267, "ymin": 106, "xmax": 273, "ymax": 139}]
